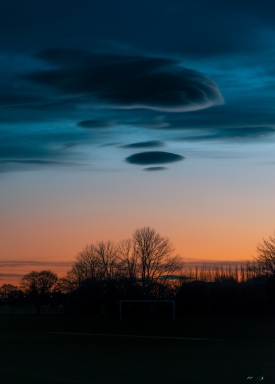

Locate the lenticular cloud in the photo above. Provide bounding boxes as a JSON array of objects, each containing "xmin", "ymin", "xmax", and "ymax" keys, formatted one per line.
[
  {"xmin": 125, "ymin": 151, "xmax": 184, "ymax": 165},
  {"xmin": 25, "ymin": 49, "xmax": 224, "ymax": 113}
]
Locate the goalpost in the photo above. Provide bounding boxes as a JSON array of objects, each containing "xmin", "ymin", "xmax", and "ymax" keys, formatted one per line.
[{"xmin": 119, "ymin": 300, "xmax": 175, "ymax": 321}]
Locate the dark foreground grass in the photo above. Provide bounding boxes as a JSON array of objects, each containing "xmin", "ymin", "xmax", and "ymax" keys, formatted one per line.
[{"xmin": 0, "ymin": 314, "xmax": 274, "ymax": 384}]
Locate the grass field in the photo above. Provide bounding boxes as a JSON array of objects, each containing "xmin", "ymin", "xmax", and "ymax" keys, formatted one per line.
[{"xmin": 0, "ymin": 313, "xmax": 274, "ymax": 383}]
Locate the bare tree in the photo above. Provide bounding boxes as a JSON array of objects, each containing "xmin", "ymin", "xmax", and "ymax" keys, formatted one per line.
[
  {"xmin": 72, "ymin": 241, "xmax": 120, "ymax": 284},
  {"xmin": 68, "ymin": 228, "xmax": 183, "ymax": 299},
  {"xmin": 68, "ymin": 241, "xmax": 122, "ymax": 304},
  {"xmin": 96, "ymin": 240, "xmax": 120, "ymax": 280},
  {"xmin": 20, "ymin": 270, "xmax": 58, "ymax": 313},
  {"xmin": 0, "ymin": 284, "xmax": 22, "ymax": 313},
  {"xmin": 134, "ymin": 226, "xmax": 183, "ymax": 279},
  {"xmin": 250, "ymin": 231, "xmax": 275, "ymax": 276},
  {"xmin": 118, "ymin": 238, "xmax": 138, "ymax": 280},
  {"xmin": 0, "ymin": 284, "xmax": 19, "ymax": 300},
  {"xmin": 54, "ymin": 276, "xmax": 73, "ymax": 295},
  {"xmin": 118, "ymin": 227, "xmax": 183, "ymax": 296},
  {"xmin": 21, "ymin": 270, "xmax": 58, "ymax": 295},
  {"xmin": 72, "ymin": 244, "xmax": 101, "ymax": 285}
]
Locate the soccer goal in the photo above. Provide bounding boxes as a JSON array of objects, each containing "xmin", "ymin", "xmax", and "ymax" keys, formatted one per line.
[{"xmin": 119, "ymin": 300, "xmax": 175, "ymax": 322}]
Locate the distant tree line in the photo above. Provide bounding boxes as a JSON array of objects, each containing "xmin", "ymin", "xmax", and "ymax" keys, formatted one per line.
[{"xmin": 1, "ymin": 227, "xmax": 275, "ymax": 315}]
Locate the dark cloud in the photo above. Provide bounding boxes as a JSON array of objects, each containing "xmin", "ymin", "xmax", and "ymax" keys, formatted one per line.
[
  {"xmin": 144, "ymin": 166, "xmax": 167, "ymax": 171},
  {"xmin": 24, "ymin": 49, "xmax": 223, "ymax": 112},
  {"xmin": 77, "ymin": 119, "xmax": 112, "ymax": 129},
  {"xmin": 121, "ymin": 140, "xmax": 165, "ymax": 149},
  {"xmin": 125, "ymin": 151, "xmax": 184, "ymax": 165}
]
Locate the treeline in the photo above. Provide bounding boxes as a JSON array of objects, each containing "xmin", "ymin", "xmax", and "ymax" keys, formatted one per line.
[{"xmin": 1, "ymin": 227, "xmax": 275, "ymax": 316}]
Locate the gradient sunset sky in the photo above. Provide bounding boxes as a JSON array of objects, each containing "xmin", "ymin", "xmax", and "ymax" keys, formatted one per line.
[{"xmin": 1, "ymin": 0, "xmax": 275, "ymax": 285}]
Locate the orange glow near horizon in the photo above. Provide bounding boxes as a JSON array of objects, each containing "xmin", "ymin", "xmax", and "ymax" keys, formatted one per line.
[
  {"xmin": 0, "ymin": 213, "xmax": 260, "ymax": 286},
  {"xmin": 1, "ymin": 153, "xmax": 275, "ymax": 287}
]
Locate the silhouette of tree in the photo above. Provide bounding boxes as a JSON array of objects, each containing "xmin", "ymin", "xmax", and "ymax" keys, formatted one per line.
[
  {"xmin": 54, "ymin": 276, "xmax": 75, "ymax": 294},
  {"xmin": 0, "ymin": 284, "xmax": 22, "ymax": 312},
  {"xmin": 118, "ymin": 238, "xmax": 138, "ymax": 280},
  {"xmin": 0, "ymin": 284, "xmax": 18, "ymax": 300},
  {"xmin": 21, "ymin": 270, "xmax": 58, "ymax": 295},
  {"xmin": 66, "ymin": 227, "xmax": 183, "ymax": 303},
  {"xmin": 249, "ymin": 231, "xmax": 275, "ymax": 276},
  {"xmin": 71, "ymin": 241, "xmax": 120, "ymax": 285},
  {"xmin": 0, "ymin": 284, "xmax": 24, "ymax": 313},
  {"xmin": 68, "ymin": 241, "xmax": 122, "ymax": 307},
  {"xmin": 119, "ymin": 227, "xmax": 184, "ymax": 297},
  {"xmin": 20, "ymin": 270, "xmax": 58, "ymax": 313}
]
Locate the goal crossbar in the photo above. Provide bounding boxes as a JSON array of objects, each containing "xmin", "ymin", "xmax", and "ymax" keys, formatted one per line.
[{"xmin": 119, "ymin": 300, "xmax": 175, "ymax": 321}]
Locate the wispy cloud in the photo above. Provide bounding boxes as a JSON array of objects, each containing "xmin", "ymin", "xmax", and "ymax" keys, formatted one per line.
[
  {"xmin": 0, "ymin": 260, "xmax": 74, "ymax": 268},
  {"xmin": 178, "ymin": 126, "xmax": 275, "ymax": 142},
  {"xmin": 144, "ymin": 166, "xmax": 167, "ymax": 171},
  {"xmin": 121, "ymin": 140, "xmax": 165, "ymax": 149}
]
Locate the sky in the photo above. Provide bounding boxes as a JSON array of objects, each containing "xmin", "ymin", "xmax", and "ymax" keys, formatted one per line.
[{"xmin": 1, "ymin": 0, "xmax": 275, "ymax": 285}]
